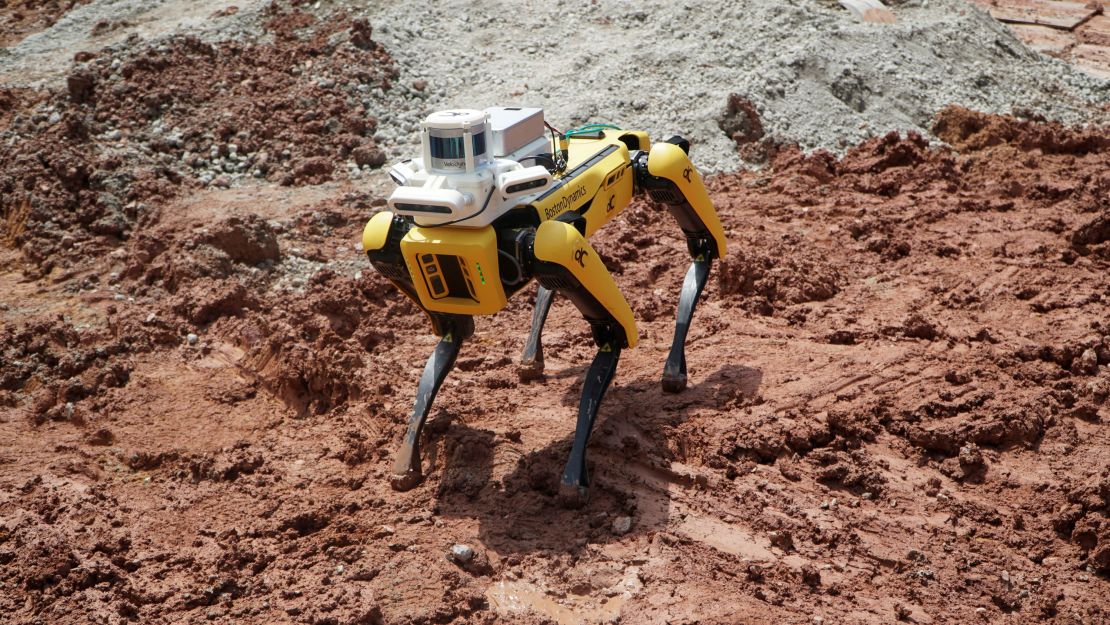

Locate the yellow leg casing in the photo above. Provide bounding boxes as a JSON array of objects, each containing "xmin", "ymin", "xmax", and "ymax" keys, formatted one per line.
[
  {"xmin": 533, "ymin": 220, "xmax": 638, "ymax": 349},
  {"xmin": 646, "ymin": 142, "xmax": 728, "ymax": 258},
  {"xmin": 362, "ymin": 210, "xmax": 394, "ymax": 253}
]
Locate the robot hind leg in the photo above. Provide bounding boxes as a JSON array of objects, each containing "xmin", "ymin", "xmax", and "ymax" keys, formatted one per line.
[
  {"xmin": 531, "ymin": 218, "xmax": 638, "ymax": 506},
  {"xmin": 634, "ymin": 139, "xmax": 728, "ymax": 393},
  {"xmin": 518, "ymin": 285, "xmax": 556, "ymax": 381}
]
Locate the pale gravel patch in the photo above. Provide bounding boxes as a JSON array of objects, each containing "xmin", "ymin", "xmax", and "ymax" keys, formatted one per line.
[
  {"xmin": 356, "ymin": 0, "xmax": 1109, "ymax": 172},
  {"xmin": 2, "ymin": 0, "xmax": 1107, "ymax": 174}
]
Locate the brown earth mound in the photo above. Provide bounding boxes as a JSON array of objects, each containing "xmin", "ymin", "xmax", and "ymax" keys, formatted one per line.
[
  {"xmin": 0, "ymin": 1, "xmax": 395, "ymax": 278},
  {"xmin": 1, "ymin": 105, "xmax": 1108, "ymax": 624},
  {"xmin": 0, "ymin": 0, "xmax": 90, "ymax": 47}
]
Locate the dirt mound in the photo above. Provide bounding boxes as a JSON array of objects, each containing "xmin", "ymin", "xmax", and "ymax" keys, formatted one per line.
[
  {"xmin": 73, "ymin": 7, "xmax": 394, "ymax": 187},
  {"xmin": 2, "ymin": 111, "xmax": 1109, "ymax": 624},
  {"xmin": 0, "ymin": 0, "xmax": 89, "ymax": 47},
  {"xmin": 220, "ymin": 268, "xmax": 403, "ymax": 418},
  {"xmin": 933, "ymin": 105, "xmax": 1110, "ymax": 154},
  {"xmin": 716, "ymin": 233, "xmax": 841, "ymax": 316},
  {"xmin": 0, "ymin": 2, "xmax": 395, "ymax": 274}
]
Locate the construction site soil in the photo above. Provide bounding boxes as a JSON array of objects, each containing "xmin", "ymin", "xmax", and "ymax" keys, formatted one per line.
[
  {"xmin": 4, "ymin": 96, "xmax": 1109, "ymax": 622},
  {"xmin": 2, "ymin": 5, "xmax": 1110, "ymax": 625}
]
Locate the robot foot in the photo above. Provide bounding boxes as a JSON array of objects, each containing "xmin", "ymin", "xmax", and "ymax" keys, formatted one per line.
[
  {"xmin": 389, "ymin": 467, "xmax": 423, "ymax": 492},
  {"xmin": 558, "ymin": 343, "xmax": 621, "ymax": 508},
  {"xmin": 390, "ymin": 330, "xmax": 464, "ymax": 492},
  {"xmin": 517, "ymin": 352, "xmax": 545, "ymax": 381},
  {"xmin": 557, "ymin": 478, "xmax": 590, "ymax": 509},
  {"xmin": 662, "ymin": 258, "xmax": 711, "ymax": 393}
]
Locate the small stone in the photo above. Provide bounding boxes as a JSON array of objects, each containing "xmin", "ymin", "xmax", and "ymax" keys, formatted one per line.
[
  {"xmin": 861, "ymin": 492, "xmax": 873, "ymax": 500},
  {"xmin": 447, "ymin": 543, "xmax": 474, "ymax": 564},
  {"xmin": 187, "ymin": 333, "xmax": 198, "ymax": 346},
  {"xmin": 412, "ymin": 79, "xmax": 428, "ymax": 91},
  {"xmin": 1072, "ymin": 348, "xmax": 1099, "ymax": 375},
  {"xmin": 769, "ymin": 530, "xmax": 794, "ymax": 551},
  {"xmin": 63, "ymin": 402, "xmax": 74, "ymax": 420},
  {"xmin": 611, "ymin": 516, "xmax": 633, "ymax": 536}
]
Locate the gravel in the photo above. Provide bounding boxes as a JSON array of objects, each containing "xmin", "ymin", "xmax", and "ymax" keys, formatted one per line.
[
  {"xmin": 3, "ymin": 0, "xmax": 1107, "ymax": 176},
  {"xmin": 358, "ymin": 0, "xmax": 1109, "ymax": 171}
]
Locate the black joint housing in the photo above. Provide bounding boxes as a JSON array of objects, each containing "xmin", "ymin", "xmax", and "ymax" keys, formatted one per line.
[{"xmin": 664, "ymin": 135, "xmax": 691, "ymax": 154}]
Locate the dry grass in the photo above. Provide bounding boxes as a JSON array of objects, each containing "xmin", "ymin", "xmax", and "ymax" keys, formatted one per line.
[{"xmin": 3, "ymin": 196, "xmax": 31, "ymax": 248}]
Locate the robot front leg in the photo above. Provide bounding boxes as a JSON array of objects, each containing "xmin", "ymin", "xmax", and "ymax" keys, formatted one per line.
[
  {"xmin": 518, "ymin": 285, "xmax": 556, "ymax": 381},
  {"xmin": 532, "ymin": 219, "xmax": 638, "ymax": 505},
  {"xmin": 391, "ymin": 315, "xmax": 473, "ymax": 491},
  {"xmin": 635, "ymin": 139, "xmax": 729, "ymax": 392}
]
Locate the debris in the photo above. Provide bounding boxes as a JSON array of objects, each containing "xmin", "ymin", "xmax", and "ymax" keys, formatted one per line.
[
  {"xmin": 447, "ymin": 544, "xmax": 475, "ymax": 565},
  {"xmin": 838, "ymin": 0, "xmax": 896, "ymax": 24},
  {"xmin": 611, "ymin": 516, "xmax": 633, "ymax": 536}
]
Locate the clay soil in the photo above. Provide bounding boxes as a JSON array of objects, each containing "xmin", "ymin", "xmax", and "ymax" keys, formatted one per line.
[{"xmin": 2, "ymin": 43, "xmax": 1110, "ymax": 625}]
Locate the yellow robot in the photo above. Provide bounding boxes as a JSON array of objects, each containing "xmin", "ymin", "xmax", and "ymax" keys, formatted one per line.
[{"xmin": 362, "ymin": 107, "xmax": 726, "ymax": 503}]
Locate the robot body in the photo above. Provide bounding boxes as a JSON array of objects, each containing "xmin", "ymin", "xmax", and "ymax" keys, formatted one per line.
[{"xmin": 363, "ymin": 107, "xmax": 726, "ymax": 502}]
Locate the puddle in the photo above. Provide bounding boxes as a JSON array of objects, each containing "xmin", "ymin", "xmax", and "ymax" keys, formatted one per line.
[
  {"xmin": 485, "ymin": 568, "xmax": 642, "ymax": 625},
  {"xmin": 676, "ymin": 515, "xmax": 775, "ymax": 561}
]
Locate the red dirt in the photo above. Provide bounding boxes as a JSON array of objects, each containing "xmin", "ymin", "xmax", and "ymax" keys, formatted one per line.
[
  {"xmin": 0, "ymin": 0, "xmax": 90, "ymax": 47},
  {"xmin": 2, "ymin": 102, "xmax": 1109, "ymax": 624},
  {"xmin": 0, "ymin": 2, "xmax": 395, "ymax": 279}
]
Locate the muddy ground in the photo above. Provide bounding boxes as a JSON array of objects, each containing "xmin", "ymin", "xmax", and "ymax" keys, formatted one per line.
[
  {"xmin": 2, "ymin": 3, "xmax": 1110, "ymax": 624},
  {"xmin": 3, "ymin": 97, "xmax": 1109, "ymax": 622}
]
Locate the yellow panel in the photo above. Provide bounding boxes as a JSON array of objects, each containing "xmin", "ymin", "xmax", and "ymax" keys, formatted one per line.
[
  {"xmin": 646, "ymin": 143, "xmax": 728, "ymax": 258},
  {"xmin": 583, "ymin": 160, "xmax": 634, "ymax": 238},
  {"xmin": 530, "ymin": 133, "xmax": 633, "ymax": 229},
  {"xmin": 533, "ymin": 221, "xmax": 638, "ymax": 349},
  {"xmin": 362, "ymin": 211, "xmax": 394, "ymax": 252},
  {"xmin": 400, "ymin": 226, "xmax": 507, "ymax": 315}
]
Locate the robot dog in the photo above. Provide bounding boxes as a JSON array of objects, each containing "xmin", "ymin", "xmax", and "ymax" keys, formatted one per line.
[{"xmin": 362, "ymin": 107, "xmax": 726, "ymax": 503}]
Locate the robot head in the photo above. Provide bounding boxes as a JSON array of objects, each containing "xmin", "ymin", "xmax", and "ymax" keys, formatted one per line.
[
  {"xmin": 386, "ymin": 107, "xmax": 555, "ymax": 228},
  {"xmin": 421, "ymin": 109, "xmax": 491, "ymax": 174}
]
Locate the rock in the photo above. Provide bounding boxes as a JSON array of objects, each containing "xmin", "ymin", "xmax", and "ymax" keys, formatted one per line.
[
  {"xmin": 86, "ymin": 428, "xmax": 115, "ymax": 446},
  {"xmin": 187, "ymin": 333, "xmax": 198, "ymax": 346},
  {"xmin": 718, "ymin": 93, "xmax": 764, "ymax": 146},
  {"xmin": 67, "ymin": 70, "xmax": 96, "ymax": 103},
  {"xmin": 412, "ymin": 79, "xmax": 428, "ymax": 91},
  {"xmin": 769, "ymin": 530, "xmax": 794, "ymax": 551},
  {"xmin": 958, "ymin": 443, "xmax": 984, "ymax": 469},
  {"xmin": 447, "ymin": 543, "xmax": 474, "ymax": 564},
  {"xmin": 611, "ymin": 516, "xmax": 633, "ymax": 536},
  {"xmin": 352, "ymin": 146, "xmax": 387, "ymax": 169},
  {"xmin": 350, "ymin": 19, "xmax": 374, "ymax": 49},
  {"xmin": 1072, "ymin": 348, "xmax": 1099, "ymax": 376},
  {"xmin": 903, "ymin": 314, "xmax": 938, "ymax": 340}
]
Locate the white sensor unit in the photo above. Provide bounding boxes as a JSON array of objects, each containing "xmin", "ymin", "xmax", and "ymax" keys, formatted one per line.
[
  {"xmin": 498, "ymin": 166, "xmax": 553, "ymax": 199},
  {"xmin": 388, "ymin": 186, "xmax": 470, "ymax": 220}
]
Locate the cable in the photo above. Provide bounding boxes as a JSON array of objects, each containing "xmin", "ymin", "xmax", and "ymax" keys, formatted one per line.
[
  {"xmin": 517, "ymin": 154, "xmax": 558, "ymax": 172},
  {"xmin": 420, "ymin": 184, "xmax": 496, "ymax": 228},
  {"xmin": 564, "ymin": 122, "xmax": 621, "ymax": 138}
]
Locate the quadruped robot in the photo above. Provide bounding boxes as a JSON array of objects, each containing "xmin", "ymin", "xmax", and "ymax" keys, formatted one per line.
[{"xmin": 362, "ymin": 107, "xmax": 726, "ymax": 503}]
